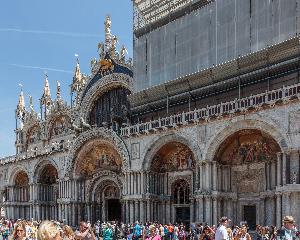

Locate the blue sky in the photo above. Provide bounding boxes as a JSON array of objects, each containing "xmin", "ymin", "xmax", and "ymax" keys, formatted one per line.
[{"xmin": 0, "ymin": 0, "xmax": 133, "ymax": 157}]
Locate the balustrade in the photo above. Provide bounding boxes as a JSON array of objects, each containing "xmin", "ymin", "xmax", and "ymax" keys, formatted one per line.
[{"xmin": 121, "ymin": 83, "xmax": 300, "ymax": 137}]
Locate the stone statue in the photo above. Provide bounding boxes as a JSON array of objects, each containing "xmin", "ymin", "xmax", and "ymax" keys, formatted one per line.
[
  {"xmin": 98, "ymin": 42, "xmax": 105, "ymax": 59},
  {"xmin": 120, "ymin": 45, "xmax": 126, "ymax": 62}
]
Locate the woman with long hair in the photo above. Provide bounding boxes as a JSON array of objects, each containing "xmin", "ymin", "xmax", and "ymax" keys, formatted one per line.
[
  {"xmin": 62, "ymin": 225, "xmax": 74, "ymax": 240},
  {"xmin": 12, "ymin": 222, "xmax": 27, "ymax": 240}
]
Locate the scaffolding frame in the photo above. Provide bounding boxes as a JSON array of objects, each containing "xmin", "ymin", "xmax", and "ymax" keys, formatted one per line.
[{"xmin": 133, "ymin": 0, "xmax": 194, "ymax": 31}]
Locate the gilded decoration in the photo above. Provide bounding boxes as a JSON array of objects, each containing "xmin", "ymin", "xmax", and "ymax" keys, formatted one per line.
[
  {"xmin": 75, "ymin": 139, "xmax": 122, "ymax": 177},
  {"xmin": 216, "ymin": 129, "xmax": 280, "ymax": 165},
  {"xmin": 15, "ymin": 171, "xmax": 29, "ymax": 187},
  {"xmin": 151, "ymin": 142, "xmax": 195, "ymax": 172}
]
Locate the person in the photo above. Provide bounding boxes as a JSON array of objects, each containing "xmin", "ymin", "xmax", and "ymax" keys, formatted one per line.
[
  {"xmin": 269, "ymin": 226, "xmax": 278, "ymax": 240},
  {"xmin": 133, "ymin": 222, "xmax": 142, "ymax": 240},
  {"xmin": 103, "ymin": 223, "xmax": 113, "ymax": 240},
  {"xmin": 12, "ymin": 222, "xmax": 28, "ymax": 240},
  {"xmin": 75, "ymin": 221, "xmax": 95, "ymax": 240},
  {"xmin": 233, "ymin": 225, "xmax": 251, "ymax": 240},
  {"xmin": 146, "ymin": 225, "xmax": 161, "ymax": 240},
  {"xmin": 2, "ymin": 221, "xmax": 10, "ymax": 240},
  {"xmin": 199, "ymin": 226, "xmax": 214, "ymax": 240},
  {"xmin": 215, "ymin": 217, "xmax": 231, "ymax": 240},
  {"xmin": 94, "ymin": 222, "xmax": 100, "ymax": 240},
  {"xmin": 37, "ymin": 220, "xmax": 62, "ymax": 240},
  {"xmin": 63, "ymin": 225, "xmax": 74, "ymax": 240},
  {"xmin": 277, "ymin": 216, "xmax": 298, "ymax": 240}
]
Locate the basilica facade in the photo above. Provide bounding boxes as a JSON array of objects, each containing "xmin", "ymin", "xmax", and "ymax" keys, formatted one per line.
[{"xmin": 1, "ymin": 1, "xmax": 300, "ymax": 229}]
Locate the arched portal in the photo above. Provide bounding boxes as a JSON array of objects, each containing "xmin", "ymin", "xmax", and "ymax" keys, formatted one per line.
[
  {"xmin": 91, "ymin": 180, "xmax": 122, "ymax": 223},
  {"xmin": 172, "ymin": 179, "xmax": 190, "ymax": 225},
  {"xmin": 214, "ymin": 129, "xmax": 281, "ymax": 228},
  {"xmin": 36, "ymin": 164, "xmax": 58, "ymax": 220},
  {"xmin": 13, "ymin": 171, "xmax": 30, "ymax": 219},
  {"xmin": 73, "ymin": 138, "xmax": 124, "ymax": 223},
  {"xmin": 148, "ymin": 141, "xmax": 195, "ymax": 223}
]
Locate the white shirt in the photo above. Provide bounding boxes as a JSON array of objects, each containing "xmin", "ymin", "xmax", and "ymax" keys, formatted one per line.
[{"xmin": 215, "ymin": 225, "xmax": 228, "ymax": 240}]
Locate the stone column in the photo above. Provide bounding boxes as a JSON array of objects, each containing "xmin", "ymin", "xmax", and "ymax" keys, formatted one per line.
[
  {"xmin": 282, "ymin": 152, "xmax": 287, "ymax": 185},
  {"xmin": 141, "ymin": 172, "xmax": 144, "ymax": 194},
  {"xmin": 282, "ymin": 192, "xmax": 291, "ymax": 217},
  {"xmin": 129, "ymin": 201, "xmax": 134, "ymax": 223},
  {"xmin": 212, "ymin": 197, "xmax": 218, "ymax": 225},
  {"xmin": 140, "ymin": 200, "xmax": 144, "ymax": 223},
  {"xmin": 212, "ymin": 162, "xmax": 217, "ymax": 191},
  {"xmin": 126, "ymin": 201, "xmax": 130, "ymax": 223},
  {"xmin": 199, "ymin": 196, "xmax": 204, "ymax": 223},
  {"xmin": 276, "ymin": 153, "xmax": 282, "ymax": 186},
  {"xmin": 135, "ymin": 201, "xmax": 139, "ymax": 222},
  {"xmin": 204, "ymin": 196, "xmax": 211, "ymax": 224},
  {"xmin": 276, "ymin": 193, "xmax": 282, "ymax": 227},
  {"xmin": 190, "ymin": 199, "xmax": 195, "ymax": 222}
]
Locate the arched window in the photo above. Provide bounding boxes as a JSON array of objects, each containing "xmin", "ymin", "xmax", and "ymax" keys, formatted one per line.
[{"xmin": 172, "ymin": 179, "xmax": 190, "ymax": 204}]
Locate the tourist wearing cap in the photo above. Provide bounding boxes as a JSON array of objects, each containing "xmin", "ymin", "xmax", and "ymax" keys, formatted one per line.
[
  {"xmin": 277, "ymin": 216, "xmax": 298, "ymax": 240},
  {"xmin": 215, "ymin": 217, "xmax": 231, "ymax": 240}
]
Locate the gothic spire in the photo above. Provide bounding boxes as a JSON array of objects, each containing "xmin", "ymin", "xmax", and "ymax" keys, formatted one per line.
[
  {"xmin": 56, "ymin": 80, "xmax": 61, "ymax": 99},
  {"xmin": 16, "ymin": 85, "xmax": 25, "ymax": 118},
  {"xmin": 105, "ymin": 15, "xmax": 112, "ymax": 50},
  {"xmin": 29, "ymin": 95, "xmax": 35, "ymax": 113},
  {"xmin": 41, "ymin": 73, "xmax": 52, "ymax": 107},
  {"xmin": 71, "ymin": 55, "xmax": 85, "ymax": 93}
]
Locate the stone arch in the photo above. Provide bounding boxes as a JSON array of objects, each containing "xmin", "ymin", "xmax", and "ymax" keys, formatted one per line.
[
  {"xmin": 204, "ymin": 119, "xmax": 289, "ymax": 162},
  {"xmin": 89, "ymin": 173, "xmax": 123, "ymax": 202},
  {"xmin": 8, "ymin": 165, "xmax": 29, "ymax": 185},
  {"xmin": 143, "ymin": 133, "xmax": 201, "ymax": 171},
  {"xmin": 79, "ymin": 73, "xmax": 133, "ymax": 121},
  {"xmin": 65, "ymin": 128, "xmax": 130, "ymax": 178},
  {"xmin": 33, "ymin": 159, "xmax": 60, "ymax": 183}
]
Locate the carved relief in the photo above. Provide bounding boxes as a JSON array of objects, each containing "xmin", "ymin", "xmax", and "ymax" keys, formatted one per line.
[
  {"xmin": 289, "ymin": 111, "xmax": 300, "ymax": 133},
  {"xmin": 215, "ymin": 129, "xmax": 280, "ymax": 165},
  {"xmin": 233, "ymin": 167, "xmax": 264, "ymax": 193},
  {"xmin": 131, "ymin": 143, "xmax": 140, "ymax": 160},
  {"xmin": 75, "ymin": 139, "xmax": 122, "ymax": 177},
  {"xmin": 151, "ymin": 142, "xmax": 195, "ymax": 172}
]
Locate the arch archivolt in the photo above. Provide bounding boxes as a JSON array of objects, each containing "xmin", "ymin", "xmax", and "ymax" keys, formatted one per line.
[
  {"xmin": 32, "ymin": 158, "xmax": 60, "ymax": 183},
  {"xmin": 65, "ymin": 128, "xmax": 130, "ymax": 178},
  {"xmin": 142, "ymin": 132, "xmax": 201, "ymax": 171},
  {"xmin": 79, "ymin": 73, "xmax": 133, "ymax": 121},
  {"xmin": 86, "ymin": 170, "xmax": 123, "ymax": 202},
  {"xmin": 203, "ymin": 119, "xmax": 289, "ymax": 162},
  {"xmin": 8, "ymin": 165, "xmax": 29, "ymax": 185}
]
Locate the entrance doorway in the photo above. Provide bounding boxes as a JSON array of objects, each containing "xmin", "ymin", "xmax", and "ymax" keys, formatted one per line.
[
  {"xmin": 176, "ymin": 207, "xmax": 190, "ymax": 225},
  {"xmin": 107, "ymin": 199, "xmax": 121, "ymax": 222},
  {"xmin": 243, "ymin": 205, "xmax": 256, "ymax": 230}
]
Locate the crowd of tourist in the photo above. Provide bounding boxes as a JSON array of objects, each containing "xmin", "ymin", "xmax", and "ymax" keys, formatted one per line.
[{"xmin": 0, "ymin": 216, "xmax": 299, "ymax": 240}]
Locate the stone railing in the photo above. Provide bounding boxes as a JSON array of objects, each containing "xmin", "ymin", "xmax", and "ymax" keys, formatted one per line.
[
  {"xmin": 120, "ymin": 83, "xmax": 300, "ymax": 137},
  {"xmin": 0, "ymin": 155, "xmax": 16, "ymax": 165}
]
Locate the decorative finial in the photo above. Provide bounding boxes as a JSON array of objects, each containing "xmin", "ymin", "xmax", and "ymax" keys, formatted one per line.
[
  {"xmin": 104, "ymin": 15, "xmax": 112, "ymax": 50},
  {"xmin": 16, "ymin": 84, "xmax": 25, "ymax": 118},
  {"xmin": 29, "ymin": 95, "xmax": 34, "ymax": 112},
  {"xmin": 43, "ymin": 72, "xmax": 51, "ymax": 98},
  {"xmin": 98, "ymin": 42, "xmax": 105, "ymax": 59},
  {"xmin": 110, "ymin": 35, "xmax": 118, "ymax": 58},
  {"xmin": 56, "ymin": 81, "xmax": 61, "ymax": 99}
]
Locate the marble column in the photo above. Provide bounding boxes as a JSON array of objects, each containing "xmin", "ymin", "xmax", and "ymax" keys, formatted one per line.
[
  {"xmin": 276, "ymin": 193, "xmax": 282, "ymax": 227},
  {"xmin": 140, "ymin": 200, "xmax": 144, "ymax": 223},
  {"xmin": 204, "ymin": 196, "xmax": 211, "ymax": 224},
  {"xmin": 282, "ymin": 152, "xmax": 287, "ymax": 185},
  {"xmin": 199, "ymin": 196, "xmax": 204, "ymax": 223},
  {"xmin": 135, "ymin": 201, "xmax": 139, "ymax": 222},
  {"xmin": 129, "ymin": 201, "xmax": 134, "ymax": 223},
  {"xmin": 126, "ymin": 201, "xmax": 130, "ymax": 223},
  {"xmin": 277, "ymin": 153, "xmax": 282, "ymax": 186},
  {"xmin": 199, "ymin": 163, "xmax": 203, "ymax": 190},
  {"xmin": 212, "ymin": 197, "xmax": 218, "ymax": 225},
  {"xmin": 212, "ymin": 162, "xmax": 217, "ymax": 191}
]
